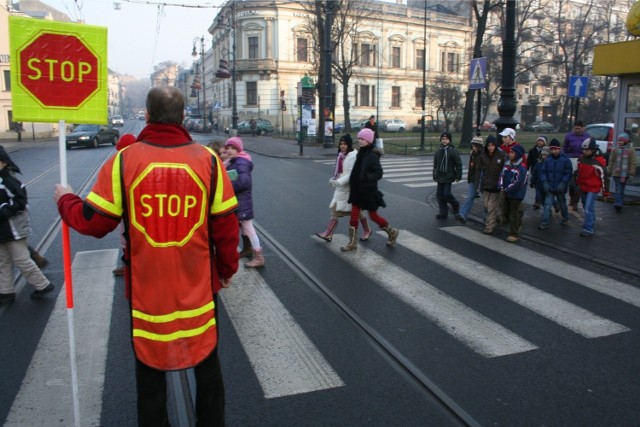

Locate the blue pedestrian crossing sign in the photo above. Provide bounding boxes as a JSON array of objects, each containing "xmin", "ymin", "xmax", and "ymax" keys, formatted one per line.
[
  {"xmin": 214, "ymin": 101, "xmax": 222, "ymax": 110},
  {"xmin": 469, "ymin": 57, "xmax": 486, "ymax": 90},
  {"xmin": 568, "ymin": 76, "xmax": 588, "ymax": 98}
]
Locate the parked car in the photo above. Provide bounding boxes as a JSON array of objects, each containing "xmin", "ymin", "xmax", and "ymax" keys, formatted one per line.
[
  {"xmin": 382, "ymin": 119, "xmax": 407, "ymax": 132},
  {"xmin": 225, "ymin": 119, "xmax": 274, "ymax": 135},
  {"xmin": 136, "ymin": 111, "xmax": 145, "ymax": 120},
  {"xmin": 193, "ymin": 118, "xmax": 213, "ymax": 133},
  {"xmin": 585, "ymin": 123, "xmax": 615, "ymax": 159},
  {"xmin": 523, "ymin": 121, "xmax": 555, "ymax": 132},
  {"xmin": 110, "ymin": 115, "xmax": 124, "ymax": 127},
  {"xmin": 334, "ymin": 120, "xmax": 359, "ymax": 133},
  {"xmin": 66, "ymin": 124, "xmax": 119, "ymax": 149}
]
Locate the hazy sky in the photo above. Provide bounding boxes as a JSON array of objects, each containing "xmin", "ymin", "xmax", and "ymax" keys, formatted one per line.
[{"xmin": 41, "ymin": 0, "xmax": 226, "ymax": 79}]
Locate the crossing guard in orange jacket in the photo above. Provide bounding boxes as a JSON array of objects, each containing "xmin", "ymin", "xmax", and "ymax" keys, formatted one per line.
[{"xmin": 54, "ymin": 86, "xmax": 239, "ymax": 426}]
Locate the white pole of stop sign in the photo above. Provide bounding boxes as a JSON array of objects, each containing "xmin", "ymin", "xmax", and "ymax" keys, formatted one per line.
[{"xmin": 58, "ymin": 119, "xmax": 81, "ymax": 427}]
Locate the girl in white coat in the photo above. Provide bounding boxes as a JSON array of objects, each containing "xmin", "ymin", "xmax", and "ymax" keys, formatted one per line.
[{"xmin": 315, "ymin": 134, "xmax": 371, "ymax": 242}]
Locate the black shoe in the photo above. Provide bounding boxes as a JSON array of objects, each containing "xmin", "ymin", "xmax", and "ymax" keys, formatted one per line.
[
  {"xmin": 538, "ymin": 223, "xmax": 549, "ymax": 230},
  {"xmin": 0, "ymin": 293, "xmax": 16, "ymax": 304},
  {"xmin": 454, "ymin": 214, "xmax": 466, "ymax": 224},
  {"xmin": 435, "ymin": 214, "xmax": 447, "ymax": 220},
  {"xmin": 615, "ymin": 205, "xmax": 622, "ymax": 212},
  {"xmin": 31, "ymin": 283, "xmax": 55, "ymax": 300}
]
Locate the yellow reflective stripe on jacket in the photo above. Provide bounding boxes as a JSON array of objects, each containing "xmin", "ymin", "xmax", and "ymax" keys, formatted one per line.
[
  {"xmin": 133, "ymin": 317, "xmax": 216, "ymax": 342},
  {"xmin": 132, "ymin": 300, "xmax": 214, "ymax": 323},
  {"xmin": 86, "ymin": 151, "xmax": 124, "ymax": 217},
  {"xmin": 210, "ymin": 151, "xmax": 238, "ymax": 215}
]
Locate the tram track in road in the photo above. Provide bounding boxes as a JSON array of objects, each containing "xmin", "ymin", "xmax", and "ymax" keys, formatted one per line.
[{"xmin": 252, "ymin": 222, "xmax": 480, "ymax": 427}]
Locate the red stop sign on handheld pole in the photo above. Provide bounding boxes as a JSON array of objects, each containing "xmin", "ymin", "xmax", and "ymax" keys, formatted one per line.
[{"xmin": 19, "ymin": 33, "xmax": 99, "ymax": 108}]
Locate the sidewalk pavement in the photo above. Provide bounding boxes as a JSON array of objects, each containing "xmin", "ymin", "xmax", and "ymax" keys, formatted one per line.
[{"xmin": 5, "ymin": 135, "xmax": 638, "ymax": 276}]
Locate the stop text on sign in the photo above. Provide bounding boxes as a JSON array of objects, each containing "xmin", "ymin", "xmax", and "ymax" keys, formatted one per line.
[
  {"xmin": 27, "ymin": 58, "xmax": 92, "ymax": 83},
  {"xmin": 140, "ymin": 194, "xmax": 198, "ymax": 218}
]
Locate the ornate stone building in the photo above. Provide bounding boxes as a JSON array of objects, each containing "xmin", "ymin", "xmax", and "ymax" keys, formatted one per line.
[{"xmin": 199, "ymin": 0, "xmax": 472, "ymax": 133}]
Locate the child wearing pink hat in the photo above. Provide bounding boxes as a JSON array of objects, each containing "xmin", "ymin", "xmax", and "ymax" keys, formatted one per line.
[
  {"xmin": 341, "ymin": 129, "xmax": 399, "ymax": 251},
  {"xmin": 225, "ymin": 136, "xmax": 264, "ymax": 267}
]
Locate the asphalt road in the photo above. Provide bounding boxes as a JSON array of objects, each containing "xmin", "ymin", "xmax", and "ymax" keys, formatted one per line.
[{"xmin": 1, "ymin": 123, "xmax": 639, "ymax": 426}]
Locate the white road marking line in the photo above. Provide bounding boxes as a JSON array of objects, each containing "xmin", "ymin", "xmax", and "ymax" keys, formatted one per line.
[
  {"xmin": 383, "ymin": 167, "xmax": 430, "ymax": 173},
  {"xmin": 6, "ymin": 249, "xmax": 119, "ymax": 426},
  {"xmin": 221, "ymin": 266, "xmax": 344, "ymax": 399},
  {"xmin": 383, "ymin": 171, "xmax": 432, "ymax": 178},
  {"xmin": 326, "ymin": 235, "xmax": 537, "ymax": 358},
  {"xmin": 391, "ymin": 231, "xmax": 630, "ymax": 339},
  {"xmin": 387, "ymin": 176, "xmax": 433, "ymax": 183},
  {"xmin": 443, "ymin": 226, "xmax": 640, "ymax": 308},
  {"xmin": 405, "ymin": 182, "xmax": 439, "ymax": 188}
]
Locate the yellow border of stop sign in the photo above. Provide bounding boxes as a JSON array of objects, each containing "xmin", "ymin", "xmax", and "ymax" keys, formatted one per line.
[{"xmin": 8, "ymin": 16, "xmax": 108, "ymax": 124}]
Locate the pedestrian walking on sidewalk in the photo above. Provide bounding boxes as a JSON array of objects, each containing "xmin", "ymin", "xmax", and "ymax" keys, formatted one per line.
[
  {"xmin": 475, "ymin": 135, "xmax": 505, "ymax": 234},
  {"xmin": 341, "ymin": 128, "xmax": 399, "ymax": 251},
  {"xmin": 538, "ymin": 139, "xmax": 573, "ymax": 229},
  {"xmin": 527, "ymin": 135, "xmax": 547, "ymax": 209},
  {"xmin": 563, "ymin": 120, "xmax": 591, "ymax": 210},
  {"xmin": 433, "ymin": 132, "xmax": 462, "ymax": 220},
  {"xmin": 225, "ymin": 136, "xmax": 265, "ymax": 267},
  {"xmin": 607, "ymin": 132, "xmax": 637, "ymax": 212},
  {"xmin": 0, "ymin": 146, "xmax": 55, "ymax": 305},
  {"xmin": 54, "ymin": 86, "xmax": 239, "ymax": 425},
  {"xmin": 315, "ymin": 134, "xmax": 371, "ymax": 242},
  {"xmin": 499, "ymin": 144, "xmax": 528, "ymax": 243},
  {"xmin": 576, "ymin": 139, "xmax": 606, "ymax": 237},
  {"xmin": 456, "ymin": 136, "xmax": 483, "ymax": 224}
]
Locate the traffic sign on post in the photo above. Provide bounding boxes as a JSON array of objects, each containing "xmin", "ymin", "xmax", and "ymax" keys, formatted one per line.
[
  {"xmin": 568, "ymin": 76, "xmax": 589, "ymax": 98},
  {"xmin": 469, "ymin": 57, "xmax": 487, "ymax": 90},
  {"xmin": 9, "ymin": 16, "xmax": 108, "ymax": 124}
]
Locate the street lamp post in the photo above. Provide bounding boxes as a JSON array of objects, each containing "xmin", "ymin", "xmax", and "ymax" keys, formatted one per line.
[
  {"xmin": 420, "ymin": 0, "xmax": 427, "ymax": 150},
  {"xmin": 494, "ymin": 0, "xmax": 518, "ymax": 134},
  {"xmin": 192, "ymin": 36, "xmax": 206, "ymax": 120}
]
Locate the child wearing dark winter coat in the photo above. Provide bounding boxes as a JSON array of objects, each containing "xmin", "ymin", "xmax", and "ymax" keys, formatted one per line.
[
  {"xmin": 538, "ymin": 139, "xmax": 573, "ymax": 229},
  {"xmin": 499, "ymin": 144, "xmax": 528, "ymax": 243},
  {"xmin": 433, "ymin": 132, "xmax": 462, "ymax": 219},
  {"xmin": 576, "ymin": 139, "xmax": 606, "ymax": 237}
]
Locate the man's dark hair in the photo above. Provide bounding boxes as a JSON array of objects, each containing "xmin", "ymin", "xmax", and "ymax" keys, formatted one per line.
[
  {"xmin": 145, "ymin": 86, "xmax": 185, "ymax": 124},
  {"xmin": 573, "ymin": 120, "xmax": 584, "ymax": 127}
]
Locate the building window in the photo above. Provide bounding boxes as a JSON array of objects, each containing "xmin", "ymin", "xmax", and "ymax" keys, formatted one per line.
[
  {"xmin": 441, "ymin": 52, "xmax": 459, "ymax": 73},
  {"xmin": 415, "ymin": 87, "xmax": 424, "ymax": 108},
  {"xmin": 248, "ymin": 36, "xmax": 259, "ymax": 59},
  {"xmin": 360, "ymin": 43, "xmax": 376, "ymax": 67},
  {"xmin": 356, "ymin": 85, "xmax": 375, "ymax": 107},
  {"xmin": 3, "ymin": 70, "xmax": 10, "ymax": 91},
  {"xmin": 391, "ymin": 86, "xmax": 401, "ymax": 107},
  {"xmin": 246, "ymin": 81, "xmax": 257, "ymax": 105},
  {"xmin": 416, "ymin": 49, "xmax": 425, "ymax": 70},
  {"xmin": 391, "ymin": 47, "xmax": 401, "ymax": 68},
  {"xmin": 297, "ymin": 38, "xmax": 308, "ymax": 62}
]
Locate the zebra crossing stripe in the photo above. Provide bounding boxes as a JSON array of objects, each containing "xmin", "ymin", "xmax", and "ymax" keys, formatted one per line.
[
  {"xmin": 383, "ymin": 171, "xmax": 432, "ymax": 178},
  {"xmin": 442, "ymin": 226, "xmax": 640, "ymax": 308},
  {"xmin": 326, "ymin": 235, "xmax": 538, "ymax": 358},
  {"xmin": 392, "ymin": 230, "xmax": 630, "ymax": 339},
  {"xmin": 383, "ymin": 167, "xmax": 431, "ymax": 173},
  {"xmin": 387, "ymin": 176, "xmax": 433, "ymax": 183},
  {"xmin": 221, "ymin": 266, "xmax": 344, "ymax": 399},
  {"xmin": 7, "ymin": 250, "xmax": 118, "ymax": 426}
]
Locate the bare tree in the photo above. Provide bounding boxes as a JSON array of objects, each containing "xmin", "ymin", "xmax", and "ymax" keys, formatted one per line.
[{"xmin": 428, "ymin": 74, "xmax": 464, "ymax": 132}]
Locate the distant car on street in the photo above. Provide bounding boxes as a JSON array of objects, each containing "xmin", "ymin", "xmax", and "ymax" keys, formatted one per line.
[
  {"xmin": 110, "ymin": 115, "xmax": 124, "ymax": 127},
  {"xmin": 193, "ymin": 118, "xmax": 213, "ymax": 133},
  {"xmin": 66, "ymin": 124, "xmax": 119, "ymax": 149},
  {"xmin": 523, "ymin": 121, "xmax": 555, "ymax": 132},
  {"xmin": 585, "ymin": 123, "xmax": 615, "ymax": 159},
  {"xmin": 382, "ymin": 119, "xmax": 407, "ymax": 132},
  {"xmin": 225, "ymin": 119, "xmax": 274, "ymax": 135}
]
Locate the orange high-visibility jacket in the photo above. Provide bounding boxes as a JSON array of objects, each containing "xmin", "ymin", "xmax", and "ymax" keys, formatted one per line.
[{"xmin": 86, "ymin": 141, "xmax": 237, "ymax": 370}]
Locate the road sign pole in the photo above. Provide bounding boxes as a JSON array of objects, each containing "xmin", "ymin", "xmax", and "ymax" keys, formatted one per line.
[{"xmin": 58, "ymin": 119, "xmax": 81, "ymax": 427}]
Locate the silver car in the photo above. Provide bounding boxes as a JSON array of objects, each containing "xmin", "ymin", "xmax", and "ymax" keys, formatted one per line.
[{"xmin": 383, "ymin": 119, "xmax": 407, "ymax": 132}]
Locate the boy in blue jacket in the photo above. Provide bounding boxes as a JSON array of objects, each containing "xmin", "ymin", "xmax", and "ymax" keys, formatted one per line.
[
  {"xmin": 538, "ymin": 138, "xmax": 573, "ymax": 229},
  {"xmin": 499, "ymin": 144, "xmax": 528, "ymax": 243}
]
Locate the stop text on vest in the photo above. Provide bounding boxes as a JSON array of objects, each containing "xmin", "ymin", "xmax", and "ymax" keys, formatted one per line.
[{"xmin": 140, "ymin": 194, "xmax": 198, "ymax": 218}]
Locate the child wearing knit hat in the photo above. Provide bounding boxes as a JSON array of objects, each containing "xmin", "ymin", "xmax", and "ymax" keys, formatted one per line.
[
  {"xmin": 433, "ymin": 132, "xmax": 462, "ymax": 220},
  {"xmin": 499, "ymin": 144, "xmax": 528, "ymax": 243},
  {"xmin": 225, "ymin": 136, "xmax": 265, "ymax": 267},
  {"xmin": 607, "ymin": 132, "xmax": 637, "ymax": 212},
  {"xmin": 340, "ymin": 129, "xmax": 399, "ymax": 251}
]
